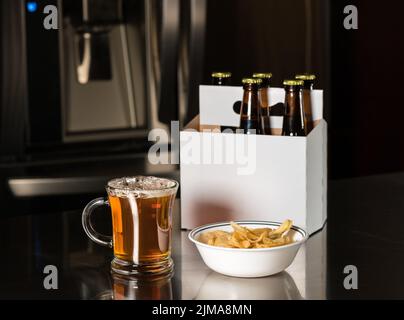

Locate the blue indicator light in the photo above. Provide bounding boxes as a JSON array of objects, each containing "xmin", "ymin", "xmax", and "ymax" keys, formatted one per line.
[{"xmin": 27, "ymin": 1, "xmax": 38, "ymax": 13}]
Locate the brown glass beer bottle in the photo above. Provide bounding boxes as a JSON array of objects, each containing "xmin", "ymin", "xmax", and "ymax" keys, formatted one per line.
[
  {"xmin": 211, "ymin": 72, "xmax": 233, "ymax": 132},
  {"xmin": 239, "ymin": 78, "xmax": 262, "ymax": 135},
  {"xmin": 295, "ymin": 74, "xmax": 316, "ymax": 135},
  {"xmin": 282, "ymin": 80, "xmax": 305, "ymax": 137},
  {"xmin": 253, "ymin": 73, "xmax": 272, "ymax": 135},
  {"xmin": 211, "ymin": 72, "xmax": 232, "ymax": 86}
]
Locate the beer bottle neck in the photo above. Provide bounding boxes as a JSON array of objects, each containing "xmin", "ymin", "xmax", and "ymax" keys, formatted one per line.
[
  {"xmin": 241, "ymin": 85, "xmax": 260, "ymax": 117},
  {"xmin": 258, "ymin": 84, "xmax": 270, "ymax": 111},
  {"xmin": 282, "ymin": 86, "xmax": 305, "ymax": 136},
  {"xmin": 284, "ymin": 89, "xmax": 301, "ymax": 116}
]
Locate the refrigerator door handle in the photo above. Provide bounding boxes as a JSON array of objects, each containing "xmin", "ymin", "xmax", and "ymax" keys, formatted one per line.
[
  {"xmin": 145, "ymin": 0, "xmax": 180, "ymax": 135},
  {"xmin": 179, "ymin": 0, "xmax": 207, "ymax": 126}
]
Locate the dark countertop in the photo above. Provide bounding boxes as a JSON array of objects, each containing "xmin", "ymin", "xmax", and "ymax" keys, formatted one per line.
[
  {"xmin": 1, "ymin": 172, "xmax": 404, "ymax": 299},
  {"xmin": 327, "ymin": 172, "xmax": 404, "ymax": 299}
]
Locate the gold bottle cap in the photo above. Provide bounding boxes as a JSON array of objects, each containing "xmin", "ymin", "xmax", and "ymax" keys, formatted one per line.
[
  {"xmin": 212, "ymin": 72, "xmax": 232, "ymax": 78},
  {"xmin": 295, "ymin": 74, "xmax": 316, "ymax": 81},
  {"xmin": 252, "ymin": 73, "xmax": 273, "ymax": 79},
  {"xmin": 283, "ymin": 79, "xmax": 304, "ymax": 86},
  {"xmin": 242, "ymin": 78, "xmax": 263, "ymax": 85}
]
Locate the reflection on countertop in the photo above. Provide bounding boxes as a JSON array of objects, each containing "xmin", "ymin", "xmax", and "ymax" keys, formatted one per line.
[
  {"xmin": 3, "ymin": 172, "xmax": 404, "ymax": 299},
  {"xmin": 0, "ymin": 199, "xmax": 326, "ymax": 300},
  {"xmin": 194, "ymin": 271, "xmax": 302, "ymax": 300},
  {"xmin": 95, "ymin": 273, "xmax": 175, "ymax": 300}
]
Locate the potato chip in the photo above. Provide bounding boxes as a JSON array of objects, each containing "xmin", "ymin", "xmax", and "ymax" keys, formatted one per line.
[
  {"xmin": 230, "ymin": 222, "xmax": 251, "ymax": 241},
  {"xmin": 249, "ymin": 232, "xmax": 266, "ymax": 243},
  {"xmin": 198, "ymin": 220, "xmax": 295, "ymax": 249},
  {"xmin": 251, "ymin": 228, "xmax": 272, "ymax": 237},
  {"xmin": 268, "ymin": 219, "xmax": 292, "ymax": 239}
]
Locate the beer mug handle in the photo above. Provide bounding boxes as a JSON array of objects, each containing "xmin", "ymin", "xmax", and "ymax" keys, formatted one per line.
[{"xmin": 82, "ymin": 198, "xmax": 113, "ymax": 248}]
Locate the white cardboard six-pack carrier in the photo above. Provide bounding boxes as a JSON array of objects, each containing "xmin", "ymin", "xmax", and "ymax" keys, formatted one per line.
[{"xmin": 180, "ymin": 85, "xmax": 327, "ymax": 235}]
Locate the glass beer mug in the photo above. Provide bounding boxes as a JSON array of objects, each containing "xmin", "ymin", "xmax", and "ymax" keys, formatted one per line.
[
  {"xmin": 82, "ymin": 176, "xmax": 178, "ymax": 276},
  {"xmin": 96, "ymin": 273, "xmax": 173, "ymax": 300},
  {"xmin": 111, "ymin": 273, "xmax": 173, "ymax": 300}
]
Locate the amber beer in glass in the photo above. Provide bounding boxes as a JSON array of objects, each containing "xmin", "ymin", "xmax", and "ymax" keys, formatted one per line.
[
  {"xmin": 295, "ymin": 74, "xmax": 316, "ymax": 135},
  {"xmin": 282, "ymin": 80, "xmax": 305, "ymax": 137},
  {"xmin": 82, "ymin": 176, "xmax": 178, "ymax": 276},
  {"xmin": 239, "ymin": 78, "xmax": 262, "ymax": 134},
  {"xmin": 253, "ymin": 73, "xmax": 273, "ymax": 135}
]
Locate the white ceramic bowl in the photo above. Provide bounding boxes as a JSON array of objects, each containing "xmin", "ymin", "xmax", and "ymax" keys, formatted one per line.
[{"xmin": 188, "ymin": 221, "xmax": 308, "ymax": 278}]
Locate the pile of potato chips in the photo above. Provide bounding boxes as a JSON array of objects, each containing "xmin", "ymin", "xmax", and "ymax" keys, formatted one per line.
[{"xmin": 198, "ymin": 220, "xmax": 294, "ymax": 249}]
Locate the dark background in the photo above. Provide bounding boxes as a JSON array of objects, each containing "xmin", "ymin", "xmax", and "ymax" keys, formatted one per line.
[
  {"xmin": 1, "ymin": 0, "xmax": 402, "ymax": 180},
  {"xmin": 0, "ymin": 0, "xmax": 402, "ymax": 214},
  {"xmin": 0, "ymin": 0, "xmax": 403, "ymax": 300},
  {"xmin": 202, "ymin": 0, "xmax": 403, "ymax": 179}
]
